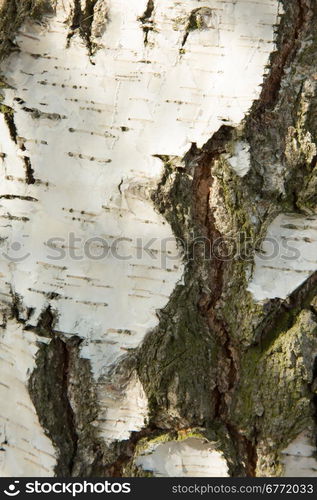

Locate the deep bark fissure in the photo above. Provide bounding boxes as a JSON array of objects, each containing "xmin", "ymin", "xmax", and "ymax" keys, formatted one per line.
[
  {"xmin": 81, "ymin": 0, "xmax": 98, "ymax": 55},
  {"xmin": 67, "ymin": 0, "xmax": 100, "ymax": 55},
  {"xmin": 3, "ymin": 108, "xmax": 18, "ymax": 143},
  {"xmin": 191, "ymin": 127, "xmax": 258, "ymax": 476},
  {"xmin": 70, "ymin": 0, "xmax": 82, "ymax": 31},
  {"xmin": 3, "ymin": 108, "xmax": 36, "ymax": 183},
  {"xmin": 256, "ymin": 0, "xmax": 310, "ymax": 113}
]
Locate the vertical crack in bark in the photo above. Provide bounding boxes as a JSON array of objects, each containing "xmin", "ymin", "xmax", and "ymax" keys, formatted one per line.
[
  {"xmin": 70, "ymin": 0, "xmax": 82, "ymax": 31},
  {"xmin": 138, "ymin": 0, "xmax": 154, "ymax": 45},
  {"xmin": 67, "ymin": 0, "xmax": 83, "ymax": 47},
  {"xmin": 254, "ymin": 0, "xmax": 311, "ymax": 113},
  {"xmin": 191, "ymin": 126, "xmax": 258, "ymax": 476},
  {"xmin": 2, "ymin": 107, "xmax": 35, "ymax": 183},
  {"xmin": 138, "ymin": 126, "xmax": 256, "ymax": 475},
  {"xmin": 3, "ymin": 106, "xmax": 17, "ymax": 143},
  {"xmin": 80, "ymin": 0, "xmax": 99, "ymax": 55},
  {"xmin": 67, "ymin": 0, "xmax": 102, "ymax": 56}
]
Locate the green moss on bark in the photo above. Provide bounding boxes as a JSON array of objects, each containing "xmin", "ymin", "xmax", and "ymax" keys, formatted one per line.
[
  {"xmin": 137, "ymin": 276, "xmax": 218, "ymax": 429},
  {"xmin": 231, "ymin": 310, "xmax": 317, "ymax": 476}
]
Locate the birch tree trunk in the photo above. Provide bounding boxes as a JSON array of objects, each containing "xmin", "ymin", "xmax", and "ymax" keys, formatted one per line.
[{"xmin": 0, "ymin": 0, "xmax": 317, "ymax": 478}]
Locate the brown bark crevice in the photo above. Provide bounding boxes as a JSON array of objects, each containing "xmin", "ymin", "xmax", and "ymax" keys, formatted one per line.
[{"xmin": 256, "ymin": 0, "xmax": 311, "ymax": 113}]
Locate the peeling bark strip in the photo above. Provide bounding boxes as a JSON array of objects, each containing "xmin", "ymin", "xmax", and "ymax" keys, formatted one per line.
[{"xmin": 2, "ymin": 0, "xmax": 317, "ymax": 479}]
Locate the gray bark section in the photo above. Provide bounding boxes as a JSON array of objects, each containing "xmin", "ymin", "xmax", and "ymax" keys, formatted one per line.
[{"xmin": 1, "ymin": 0, "xmax": 317, "ymax": 477}]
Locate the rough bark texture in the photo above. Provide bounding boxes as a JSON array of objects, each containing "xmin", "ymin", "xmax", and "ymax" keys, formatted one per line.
[{"xmin": 1, "ymin": 0, "xmax": 317, "ymax": 478}]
